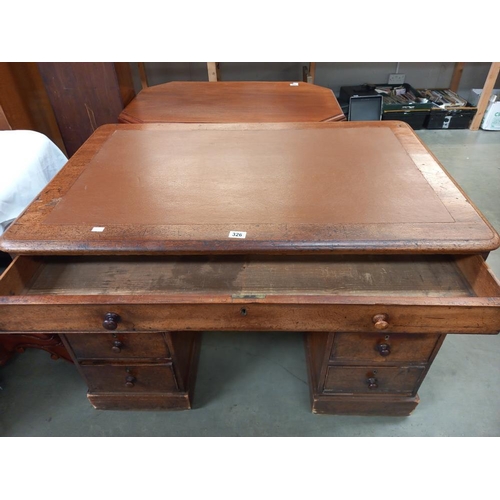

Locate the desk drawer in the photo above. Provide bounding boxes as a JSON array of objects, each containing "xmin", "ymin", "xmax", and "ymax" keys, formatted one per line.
[
  {"xmin": 1, "ymin": 255, "xmax": 499, "ymax": 334},
  {"xmin": 81, "ymin": 363, "xmax": 178, "ymax": 394},
  {"xmin": 324, "ymin": 365, "xmax": 425, "ymax": 395},
  {"xmin": 330, "ymin": 333, "xmax": 440, "ymax": 364},
  {"xmin": 66, "ymin": 332, "xmax": 170, "ymax": 360}
]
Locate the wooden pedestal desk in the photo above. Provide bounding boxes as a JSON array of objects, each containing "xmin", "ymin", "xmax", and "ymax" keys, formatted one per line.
[
  {"xmin": 118, "ymin": 81, "xmax": 345, "ymax": 124},
  {"xmin": 1, "ymin": 122, "xmax": 499, "ymax": 416}
]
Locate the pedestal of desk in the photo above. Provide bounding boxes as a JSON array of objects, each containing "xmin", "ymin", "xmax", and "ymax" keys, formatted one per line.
[
  {"xmin": 61, "ymin": 331, "xmax": 201, "ymax": 411},
  {"xmin": 305, "ymin": 332, "xmax": 446, "ymax": 416},
  {"xmin": 62, "ymin": 329, "xmax": 445, "ymax": 416}
]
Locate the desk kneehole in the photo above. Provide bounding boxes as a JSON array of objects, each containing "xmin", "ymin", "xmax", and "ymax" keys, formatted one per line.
[{"xmin": 0, "ymin": 254, "xmax": 499, "ymax": 413}]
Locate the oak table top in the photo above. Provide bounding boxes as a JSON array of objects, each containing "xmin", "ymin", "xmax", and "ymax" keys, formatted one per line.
[
  {"xmin": 0, "ymin": 121, "xmax": 498, "ymax": 255},
  {"xmin": 118, "ymin": 81, "xmax": 345, "ymax": 124}
]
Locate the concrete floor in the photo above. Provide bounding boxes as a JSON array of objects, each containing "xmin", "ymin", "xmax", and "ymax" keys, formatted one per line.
[{"xmin": 0, "ymin": 129, "xmax": 499, "ymax": 436}]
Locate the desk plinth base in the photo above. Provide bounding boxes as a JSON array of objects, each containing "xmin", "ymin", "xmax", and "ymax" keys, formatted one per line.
[
  {"xmin": 88, "ymin": 392, "xmax": 193, "ymax": 411},
  {"xmin": 310, "ymin": 393, "xmax": 419, "ymax": 417}
]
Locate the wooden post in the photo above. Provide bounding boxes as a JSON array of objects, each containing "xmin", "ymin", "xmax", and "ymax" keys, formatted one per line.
[
  {"xmin": 450, "ymin": 62, "xmax": 465, "ymax": 92},
  {"xmin": 308, "ymin": 62, "xmax": 316, "ymax": 84},
  {"xmin": 207, "ymin": 62, "xmax": 220, "ymax": 82},
  {"xmin": 470, "ymin": 62, "xmax": 500, "ymax": 131},
  {"xmin": 114, "ymin": 63, "xmax": 136, "ymax": 107},
  {"xmin": 138, "ymin": 63, "xmax": 149, "ymax": 89}
]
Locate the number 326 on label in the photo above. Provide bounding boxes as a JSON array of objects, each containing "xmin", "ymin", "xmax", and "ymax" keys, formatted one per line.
[{"xmin": 228, "ymin": 231, "xmax": 247, "ymax": 239}]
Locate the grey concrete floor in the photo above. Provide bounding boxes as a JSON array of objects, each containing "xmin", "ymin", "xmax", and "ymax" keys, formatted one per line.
[{"xmin": 0, "ymin": 129, "xmax": 499, "ymax": 436}]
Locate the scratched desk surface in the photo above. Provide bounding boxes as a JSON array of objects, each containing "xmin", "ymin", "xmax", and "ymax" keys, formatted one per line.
[{"xmin": 0, "ymin": 121, "xmax": 497, "ymax": 255}]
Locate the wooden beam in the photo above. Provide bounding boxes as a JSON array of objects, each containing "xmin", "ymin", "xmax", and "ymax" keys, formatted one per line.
[
  {"xmin": 450, "ymin": 62, "xmax": 465, "ymax": 92},
  {"xmin": 114, "ymin": 63, "xmax": 136, "ymax": 106},
  {"xmin": 207, "ymin": 62, "xmax": 220, "ymax": 82},
  {"xmin": 138, "ymin": 62, "xmax": 149, "ymax": 89},
  {"xmin": 470, "ymin": 62, "xmax": 500, "ymax": 131},
  {"xmin": 308, "ymin": 62, "xmax": 316, "ymax": 84}
]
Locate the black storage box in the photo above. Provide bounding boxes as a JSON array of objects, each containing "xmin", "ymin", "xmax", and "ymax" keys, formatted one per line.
[
  {"xmin": 382, "ymin": 110, "xmax": 428, "ymax": 130},
  {"xmin": 425, "ymin": 108, "xmax": 477, "ymax": 129},
  {"xmin": 339, "ymin": 83, "xmax": 431, "ymax": 129},
  {"xmin": 418, "ymin": 89, "xmax": 477, "ymax": 129}
]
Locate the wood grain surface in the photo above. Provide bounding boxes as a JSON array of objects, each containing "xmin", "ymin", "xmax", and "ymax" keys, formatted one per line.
[
  {"xmin": 24, "ymin": 255, "xmax": 473, "ymax": 297},
  {"xmin": 118, "ymin": 81, "xmax": 345, "ymax": 124}
]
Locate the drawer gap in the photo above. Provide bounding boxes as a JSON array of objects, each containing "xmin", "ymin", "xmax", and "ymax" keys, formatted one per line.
[{"xmin": 14, "ymin": 254, "xmax": 479, "ymax": 298}]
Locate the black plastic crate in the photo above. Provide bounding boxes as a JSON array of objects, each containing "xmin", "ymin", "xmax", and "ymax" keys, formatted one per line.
[
  {"xmin": 425, "ymin": 108, "xmax": 477, "ymax": 129},
  {"xmin": 382, "ymin": 110, "xmax": 428, "ymax": 130},
  {"xmin": 418, "ymin": 89, "xmax": 477, "ymax": 129}
]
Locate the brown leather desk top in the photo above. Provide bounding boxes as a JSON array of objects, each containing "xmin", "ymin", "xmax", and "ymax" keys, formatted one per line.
[
  {"xmin": 1, "ymin": 121, "xmax": 498, "ymax": 255},
  {"xmin": 118, "ymin": 81, "xmax": 345, "ymax": 124}
]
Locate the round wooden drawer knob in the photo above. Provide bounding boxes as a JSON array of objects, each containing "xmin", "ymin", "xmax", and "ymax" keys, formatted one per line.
[
  {"xmin": 372, "ymin": 313, "xmax": 389, "ymax": 330},
  {"xmin": 367, "ymin": 377, "xmax": 378, "ymax": 389},
  {"xmin": 377, "ymin": 342, "xmax": 391, "ymax": 356},
  {"xmin": 125, "ymin": 375, "xmax": 136, "ymax": 388},
  {"xmin": 103, "ymin": 312, "xmax": 120, "ymax": 331},
  {"xmin": 111, "ymin": 340, "xmax": 123, "ymax": 353}
]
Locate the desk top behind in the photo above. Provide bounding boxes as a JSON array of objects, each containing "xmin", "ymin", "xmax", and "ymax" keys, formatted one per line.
[
  {"xmin": 118, "ymin": 81, "xmax": 345, "ymax": 124},
  {"xmin": 1, "ymin": 121, "xmax": 497, "ymax": 255}
]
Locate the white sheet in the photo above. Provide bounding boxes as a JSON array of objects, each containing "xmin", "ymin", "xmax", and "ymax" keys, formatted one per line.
[{"xmin": 0, "ymin": 130, "xmax": 67, "ymax": 235}]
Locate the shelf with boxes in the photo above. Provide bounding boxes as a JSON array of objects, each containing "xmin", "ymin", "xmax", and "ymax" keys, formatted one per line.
[
  {"xmin": 314, "ymin": 61, "xmax": 499, "ymax": 131},
  {"xmin": 339, "ymin": 84, "xmax": 486, "ymax": 130}
]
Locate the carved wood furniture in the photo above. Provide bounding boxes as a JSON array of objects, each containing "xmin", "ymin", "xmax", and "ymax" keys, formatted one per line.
[
  {"xmin": 0, "ymin": 121, "xmax": 499, "ymax": 415},
  {"xmin": 118, "ymin": 81, "xmax": 345, "ymax": 124}
]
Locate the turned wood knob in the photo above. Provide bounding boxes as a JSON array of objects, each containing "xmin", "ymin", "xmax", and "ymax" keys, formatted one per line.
[
  {"xmin": 111, "ymin": 340, "xmax": 123, "ymax": 353},
  {"xmin": 372, "ymin": 313, "xmax": 389, "ymax": 330},
  {"xmin": 103, "ymin": 312, "xmax": 120, "ymax": 330},
  {"xmin": 367, "ymin": 377, "xmax": 378, "ymax": 389},
  {"xmin": 125, "ymin": 375, "xmax": 136, "ymax": 388},
  {"xmin": 377, "ymin": 342, "xmax": 391, "ymax": 356}
]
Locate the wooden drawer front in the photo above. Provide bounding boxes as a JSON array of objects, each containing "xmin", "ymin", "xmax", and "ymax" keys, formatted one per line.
[
  {"xmin": 2, "ymin": 302, "xmax": 500, "ymax": 334},
  {"xmin": 324, "ymin": 366, "xmax": 425, "ymax": 395},
  {"xmin": 1, "ymin": 255, "xmax": 500, "ymax": 334},
  {"xmin": 330, "ymin": 333, "xmax": 440, "ymax": 364},
  {"xmin": 81, "ymin": 364, "xmax": 178, "ymax": 394},
  {"xmin": 66, "ymin": 332, "xmax": 170, "ymax": 360}
]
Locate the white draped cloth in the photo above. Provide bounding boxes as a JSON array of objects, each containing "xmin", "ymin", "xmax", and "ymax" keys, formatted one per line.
[{"xmin": 0, "ymin": 130, "xmax": 67, "ymax": 235}]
